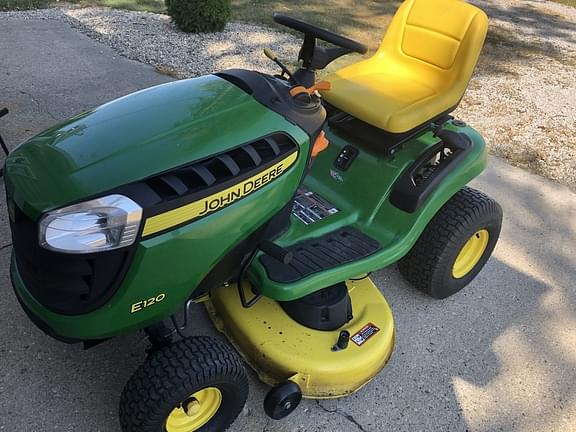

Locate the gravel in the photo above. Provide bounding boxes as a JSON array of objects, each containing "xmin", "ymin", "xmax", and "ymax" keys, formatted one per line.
[
  {"xmin": 1, "ymin": 1, "xmax": 575, "ymax": 189},
  {"xmin": 0, "ymin": 6, "xmax": 300, "ymax": 77}
]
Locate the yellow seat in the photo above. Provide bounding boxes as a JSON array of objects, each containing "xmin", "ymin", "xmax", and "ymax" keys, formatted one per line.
[{"xmin": 322, "ymin": 0, "xmax": 488, "ymax": 134}]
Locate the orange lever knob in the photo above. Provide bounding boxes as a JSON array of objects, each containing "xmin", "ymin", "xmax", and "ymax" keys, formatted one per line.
[{"xmin": 311, "ymin": 131, "xmax": 329, "ymax": 158}]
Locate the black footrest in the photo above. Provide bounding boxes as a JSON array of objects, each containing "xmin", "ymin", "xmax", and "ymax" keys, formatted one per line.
[{"xmin": 259, "ymin": 227, "xmax": 381, "ymax": 283}]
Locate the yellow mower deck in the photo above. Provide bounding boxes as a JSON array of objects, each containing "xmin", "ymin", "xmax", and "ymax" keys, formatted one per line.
[{"xmin": 206, "ymin": 278, "xmax": 395, "ymax": 399}]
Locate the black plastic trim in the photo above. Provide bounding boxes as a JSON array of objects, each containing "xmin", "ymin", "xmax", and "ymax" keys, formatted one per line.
[
  {"xmin": 11, "ymin": 270, "xmax": 80, "ymax": 344},
  {"xmin": 389, "ymin": 130, "xmax": 473, "ymax": 213},
  {"xmin": 326, "ymin": 102, "xmax": 454, "ymax": 157},
  {"xmin": 10, "ymin": 210, "xmax": 138, "ymax": 316},
  {"xmin": 260, "ymin": 227, "xmax": 381, "ymax": 284},
  {"xmin": 280, "ymin": 282, "xmax": 353, "ymax": 331},
  {"xmin": 126, "ymin": 135, "xmax": 299, "ymax": 239},
  {"xmin": 215, "ymin": 70, "xmax": 326, "ymax": 137}
]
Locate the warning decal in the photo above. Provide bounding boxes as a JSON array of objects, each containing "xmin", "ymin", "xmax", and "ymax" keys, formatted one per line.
[{"xmin": 351, "ymin": 323, "xmax": 380, "ymax": 346}]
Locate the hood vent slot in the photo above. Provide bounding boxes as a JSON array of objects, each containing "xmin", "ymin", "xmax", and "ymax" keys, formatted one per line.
[{"xmin": 136, "ymin": 133, "xmax": 298, "ymax": 206}]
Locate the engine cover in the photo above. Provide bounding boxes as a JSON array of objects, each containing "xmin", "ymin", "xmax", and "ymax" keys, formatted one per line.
[{"xmin": 4, "ymin": 74, "xmax": 310, "ymax": 221}]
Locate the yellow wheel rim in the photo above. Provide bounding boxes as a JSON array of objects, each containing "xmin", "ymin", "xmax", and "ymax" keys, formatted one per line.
[
  {"xmin": 165, "ymin": 387, "xmax": 222, "ymax": 432},
  {"xmin": 452, "ymin": 229, "xmax": 489, "ymax": 279}
]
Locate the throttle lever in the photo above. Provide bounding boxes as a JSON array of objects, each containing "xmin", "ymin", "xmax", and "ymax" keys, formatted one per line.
[{"xmin": 264, "ymin": 48, "xmax": 296, "ymax": 83}]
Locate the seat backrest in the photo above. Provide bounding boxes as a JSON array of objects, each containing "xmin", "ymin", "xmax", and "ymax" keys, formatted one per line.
[{"xmin": 376, "ymin": 0, "xmax": 488, "ymax": 94}]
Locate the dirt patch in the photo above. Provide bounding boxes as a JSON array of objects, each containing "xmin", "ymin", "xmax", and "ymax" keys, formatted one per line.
[{"xmin": 458, "ymin": 0, "xmax": 576, "ymax": 190}]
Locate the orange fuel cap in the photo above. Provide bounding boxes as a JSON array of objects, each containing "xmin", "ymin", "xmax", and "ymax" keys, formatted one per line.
[
  {"xmin": 312, "ymin": 81, "xmax": 331, "ymax": 92},
  {"xmin": 289, "ymin": 80, "xmax": 332, "ymax": 97},
  {"xmin": 311, "ymin": 131, "xmax": 329, "ymax": 157}
]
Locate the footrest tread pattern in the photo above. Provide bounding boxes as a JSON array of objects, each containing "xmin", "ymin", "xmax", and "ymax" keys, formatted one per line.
[{"xmin": 259, "ymin": 227, "xmax": 381, "ymax": 283}]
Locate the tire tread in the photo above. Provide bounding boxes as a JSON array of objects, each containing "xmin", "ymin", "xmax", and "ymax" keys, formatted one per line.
[
  {"xmin": 398, "ymin": 187, "xmax": 502, "ymax": 298},
  {"xmin": 119, "ymin": 336, "xmax": 248, "ymax": 432}
]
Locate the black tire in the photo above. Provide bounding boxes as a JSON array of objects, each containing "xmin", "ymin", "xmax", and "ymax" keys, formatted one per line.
[
  {"xmin": 119, "ymin": 336, "xmax": 248, "ymax": 432},
  {"xmin": 263, "ymin": 381, "xmax": 302, "ymax": 420},
  {"xmin": 398, "ymin": 187, "xmax": 502, "ymax": 299}
]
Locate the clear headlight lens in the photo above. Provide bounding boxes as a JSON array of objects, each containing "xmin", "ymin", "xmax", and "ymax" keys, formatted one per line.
[{"xmin": 39, "ymin": 194, "xmax": 143, "ymax": 253}]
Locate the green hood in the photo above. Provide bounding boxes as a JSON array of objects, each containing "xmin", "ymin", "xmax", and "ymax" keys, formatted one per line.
[{"xmin": 5, "ymin": 75, "xmax": 305, "ymax": 220}]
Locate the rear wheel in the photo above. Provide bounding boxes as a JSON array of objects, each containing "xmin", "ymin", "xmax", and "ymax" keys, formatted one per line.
[
  {"xmin": 119, "ymin": 336, "xmax": 248, "ymax": 432},
  {"xmin": 398, "ymin": 187, "xmax": 502, "ymax": 299}
]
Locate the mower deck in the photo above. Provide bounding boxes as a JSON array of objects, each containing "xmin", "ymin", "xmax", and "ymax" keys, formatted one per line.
[{"xmin": 206, "ymin": 277, "xmax": 394, "ymax": 399}]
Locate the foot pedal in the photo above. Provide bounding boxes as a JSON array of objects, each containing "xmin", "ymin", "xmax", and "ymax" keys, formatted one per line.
[{"xmin": 259, "ymin": 227, "xmax": 381, "ymax": 283}]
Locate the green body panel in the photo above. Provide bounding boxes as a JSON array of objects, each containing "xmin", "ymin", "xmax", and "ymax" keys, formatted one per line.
[
  {"xmin": 8, "ymin": 75, "xmax": 311, "ymax": 340},
  {"xmin": 11, "ymin": 130, "xmax": 310, "ymax": 340},
  {"xmin": 5, "ymin": 75, "xmax": 300, "ymax": 220},
  {"xmin": 249, "ymin": 120, "xmax": 487, "ymax": 301}
]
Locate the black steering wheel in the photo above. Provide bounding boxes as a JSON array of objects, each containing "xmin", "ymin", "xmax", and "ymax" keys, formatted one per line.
[{"xmin": 273, "ymin": 13, "xmax": 368, "ymax": 55}]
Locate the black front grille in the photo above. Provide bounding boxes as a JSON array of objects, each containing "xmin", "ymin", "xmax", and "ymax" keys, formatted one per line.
[{"xmin": 10, "ymin": 205, "xmax": 134, "ymax": 316}]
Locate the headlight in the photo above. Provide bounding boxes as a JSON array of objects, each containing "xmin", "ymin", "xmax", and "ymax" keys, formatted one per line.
[{"xmin": 39, "ymin": 194, "xmax": 143, "ymax": 253}]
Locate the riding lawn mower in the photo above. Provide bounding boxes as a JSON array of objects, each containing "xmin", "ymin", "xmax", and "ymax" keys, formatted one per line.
[{"xmin": 4, "ymin": 0, "xmax": 502, "ymax": 430}]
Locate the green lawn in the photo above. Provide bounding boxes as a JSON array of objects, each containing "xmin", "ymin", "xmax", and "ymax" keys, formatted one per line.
[
  {"xmin": 551, "ymin": 0, "xmax": 576, "ymax": 6},
  {"xmin": 65, "ymin": 0, "xmax": 165, "ymax": 13},
  {"xmin": 232, "ymin": 0, "xmax": 398, "ymax": 51},
  {"xmin": 0, "ymin": 0, "xmax": 49, "ymax": 10}
]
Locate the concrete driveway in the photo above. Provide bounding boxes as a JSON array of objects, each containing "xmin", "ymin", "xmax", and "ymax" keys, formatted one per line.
[{"xmin": 1, "ymin": 18, "xmax": 575, "ymax": 432}]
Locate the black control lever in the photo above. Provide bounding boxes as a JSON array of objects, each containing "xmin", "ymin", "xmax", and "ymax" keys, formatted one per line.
[
  {"xmin": 259, "ymin": 240, "xmax": 293, "ymax": 265},
  {"xmin": 236, "ymin": 241, "xmax": 293, "ymax": 309},
  {"xmin": 264, "ymin": 48, "xmax": 297, "ymax": 83},
  {"xmin": 0, "ymin": 108, "xmax": 8, "ymax": 119}
]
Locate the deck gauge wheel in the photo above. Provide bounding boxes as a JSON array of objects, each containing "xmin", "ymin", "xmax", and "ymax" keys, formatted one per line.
[{"xmin": 264, "ymin": 381, "xmax": 303, "ymax": 420}]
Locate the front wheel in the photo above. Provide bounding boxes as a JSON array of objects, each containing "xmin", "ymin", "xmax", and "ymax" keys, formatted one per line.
[
  {"xmin": 398, "ymin": 186, "xmax": 502, "ymax": 299},
  {"xmin": 119, "ymin": 336, "xmax": 248, "ymax": 432}
]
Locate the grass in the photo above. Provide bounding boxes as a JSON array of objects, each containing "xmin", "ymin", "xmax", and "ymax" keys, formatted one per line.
[
  {"xmin": 0, "ymin": 0, "xmax": 49, "ymax": 10},
  {"xmin": 0, "ymin": 0, "xmax": 165, "ymax": 12},
  {"xmin": 232, "ymin": 0, "xmax": 398, "ymax": 52},
  {"xmin": 0, "ymin": 0, "xmax": 398, "ymax": 51},
  {"xmin": 65, "ymin": 0, "xmax": 165, "ymax": 13},
  {"xmin": 551, "ymin": 0, "xmax": 576, "ymax": 6}
]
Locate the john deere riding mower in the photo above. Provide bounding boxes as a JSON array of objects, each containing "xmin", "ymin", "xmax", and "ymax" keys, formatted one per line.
[{"xmin": 4, "ymin": 0, "xmax": 502, "ymax": 430}]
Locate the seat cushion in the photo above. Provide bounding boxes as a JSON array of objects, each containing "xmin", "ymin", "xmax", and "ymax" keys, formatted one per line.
[
  {"xmin": 321, "ymin": 0, "xmax": 488, "ymax": 134},
  {"xmin": 324, "ymin": 58, "xmax": 447, "ymax": 133}
]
